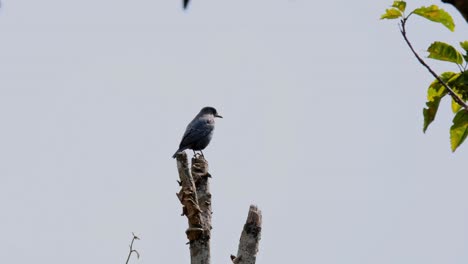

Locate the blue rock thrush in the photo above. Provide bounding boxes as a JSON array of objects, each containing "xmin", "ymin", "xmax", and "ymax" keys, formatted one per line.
[{"xmin": 172, "ymin": 106, "xmax": 222, "ymax": 158}]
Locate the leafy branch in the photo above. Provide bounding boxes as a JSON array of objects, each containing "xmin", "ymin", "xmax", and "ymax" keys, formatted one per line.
[
  {"xmin": 381, "ymin": 1, "xmax": 468, "ymax": 152},
  {"xmin": 399, "ymin": 15, "xmax": 467, "ymax": 110},
  {"xmin": 125, "ymin": 233, "xmax": 140, "ymax": 264}
]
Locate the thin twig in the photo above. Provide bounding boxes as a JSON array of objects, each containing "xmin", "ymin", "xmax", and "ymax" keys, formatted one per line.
[
  {"xmin": 399, "ymin": 16, "xmax": 468, "ymax": 110},
  {"xmin": 125, "ymin": 233, "xmax": 140, "ymax": 264}
]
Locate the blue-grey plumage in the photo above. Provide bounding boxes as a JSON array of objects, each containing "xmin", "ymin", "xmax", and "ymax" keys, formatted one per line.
[{"xmin": 172, "ymin": 107, "xmax": 222, "ymax": 158}]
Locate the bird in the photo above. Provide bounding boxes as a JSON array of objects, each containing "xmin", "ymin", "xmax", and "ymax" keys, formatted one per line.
[
  {"xmin": 183, "ymin": 0, "xmax": 190, "ymax": 9},
  {"xmin": 172, "ymin": 106, "xmax": 222, "ymax": 158}
]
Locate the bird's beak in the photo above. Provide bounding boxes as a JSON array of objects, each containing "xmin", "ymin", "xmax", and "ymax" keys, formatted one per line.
[{"xmin": 215, "ymin": 114, "xmax": 223, "ymax": 118}]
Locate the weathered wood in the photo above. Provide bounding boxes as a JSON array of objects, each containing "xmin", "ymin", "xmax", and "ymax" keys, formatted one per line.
[
  {"xmin": 176, "ymin": 152, "xmax": 211, "ymax": 264},
  {"xmin": 190, "ymin": 155, "xmax": 212, "ymax": 264},
  {"xmin": 176, "ymin": 153, "xmax": 262, "ymax": 264},
  {"xmin": 231, "ymin": 205, "xmax": 262, "ymax": 264}
]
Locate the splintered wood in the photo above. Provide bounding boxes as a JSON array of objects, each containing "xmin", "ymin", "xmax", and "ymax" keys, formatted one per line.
[
  {"xmin": 231, "ymin": 205, "xmax": 262, "ymax": 264},
  {"xmin": 175, "ymin": 152, "xmax": 262, "ymax": 264},
  {"xmin": 176, "ymin": 152, "xmax": 212, "ymax": 264}
]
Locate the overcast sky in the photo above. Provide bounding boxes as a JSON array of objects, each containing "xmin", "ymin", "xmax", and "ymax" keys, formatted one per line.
[{"xmin": 1, "ymin": 0, "xmax": 468, "ymax": 263}]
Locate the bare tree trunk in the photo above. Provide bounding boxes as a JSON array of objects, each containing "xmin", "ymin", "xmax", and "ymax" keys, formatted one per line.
[
  {"xmin": 231, "ymin": 205, "xmax": 262, "ymax": 264},
  {"xmin": 190, "ymin": 155, "xmax": 212, "ymax": 264},
  {"xmin": 176, "ymin": 152, "xmax": 211, "ymax": 264},
  {"xmin": 176, "ymin": 152, "xmax": 261, "ymax": 264}
]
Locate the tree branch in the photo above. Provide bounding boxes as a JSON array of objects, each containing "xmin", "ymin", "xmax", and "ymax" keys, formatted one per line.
[
  {"xmin": 125, "ymin": 233, "xmax": 140, "ymax": 264},
  {"xmin": 399, "ymin": 16, "xmax": 468, "ymax": 110},
  {"xmin": 175, "ymin": 152, "xmax": 211, "ymax": 264},
  {"xmin": 231, "ymin": 205, "xmax": 262, "ymax": 264}
]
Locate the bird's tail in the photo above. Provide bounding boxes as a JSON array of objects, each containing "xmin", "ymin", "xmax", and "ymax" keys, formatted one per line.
[{"xmin": 172, "ymin": 149, "xmax": 184, "ymax": 158}]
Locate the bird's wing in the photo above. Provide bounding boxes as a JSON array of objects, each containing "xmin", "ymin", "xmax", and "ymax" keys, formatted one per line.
[{"xmin": 179, "ymin": 118, "xmax": 213, "ymax": 148}]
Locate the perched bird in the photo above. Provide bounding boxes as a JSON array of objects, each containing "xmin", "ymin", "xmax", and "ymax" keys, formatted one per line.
[{"xmin": 172, "ymin": 106, "xmax": 222, "ymax": 158}]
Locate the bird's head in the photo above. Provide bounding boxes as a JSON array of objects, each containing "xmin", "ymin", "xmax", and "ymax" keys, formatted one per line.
[{"xmin": 200, "ymin": 106, "xmax": 223, "ymax": 118}]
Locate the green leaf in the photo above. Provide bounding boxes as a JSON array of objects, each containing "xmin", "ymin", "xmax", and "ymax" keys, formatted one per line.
[
  {"xmin": 460, "ymin": 41, "xmax": 468, "ymax": 62},
  {"xmin": 427, "ymin": 41, "xmax": 464, "ymax": 65},
  {"xmin": 392, "ymin": 1, "xmax": 406, "ymax": 12},
  {"xmin": 427, "ymin": 72, "xmax": 457, "ymax": 100},
  {"xmin": 447, "ymin": 72, "xmax": 462, "ymax": 86},
  {"xmin": 380, "ymin": 8, "xmax": 402, "ymax": 19},
  {"xmin": 413, "ymin": 5, "xmax": 455, "ymax": 31},
  {"xmin": 451, "ymin": 89, "xmax": 463, "ymax": 114},
  {"xmin": 456, "ymin": 71, "xmax": 468, "ymax": 86},
  {"xmin": 452, "ymin": 98, "xmax": 462, "ymax": 113},
  {"xmin": 424, "ymin": 100, "xmax": 444, "ymax": 133},
  {"xmin": 423, "ymin": 72, "xmax": 456, "ymax": 132},
  {"xmin": 447, "ymin": 73, "xmax": 467, "ymax": 113},
  {"xmin": 453, "ymin": 72, "xmax": 468, "ymax": 100},
  {"xmin": 460, "ymin": 41, "xmax": 468, "ymax": 52},
  {"xmin": 450, "ymin": 110, "xmax": 468, "ymax": 152}
]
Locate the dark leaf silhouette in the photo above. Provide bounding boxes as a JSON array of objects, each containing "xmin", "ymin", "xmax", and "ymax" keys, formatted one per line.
[{"xmin": 442, "ymin": 0, "xmax": 468, "ymax": 22}]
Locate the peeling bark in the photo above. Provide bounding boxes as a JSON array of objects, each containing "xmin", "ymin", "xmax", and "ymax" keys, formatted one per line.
[
  {"xmin": 231, "ymin": 205, "xmax": 262, "ymax": 264},
  {"xmin": 176, "ymin": 153, "xmax": 261, "ymax": 264},
  {"xmin": 190, "ymin": 155, "xmax": 212, "ymax": 264},
  {"xmin": 176, "ymin": 152, "xmax": 211, "ymax": 264}
]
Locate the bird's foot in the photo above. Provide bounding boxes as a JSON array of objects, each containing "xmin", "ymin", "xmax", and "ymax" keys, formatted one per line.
[{"xmin": 193, "ymin": 151, "xmax": 205, "ymax": 159}]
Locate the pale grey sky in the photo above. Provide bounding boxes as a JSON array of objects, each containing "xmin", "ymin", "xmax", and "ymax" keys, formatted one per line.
[{"xmin": 0, "ymin": 0, "xmax": 468, "ymax": 263}]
